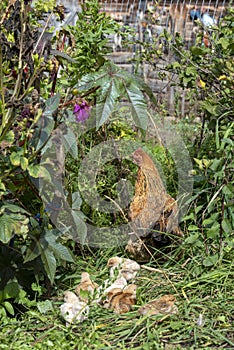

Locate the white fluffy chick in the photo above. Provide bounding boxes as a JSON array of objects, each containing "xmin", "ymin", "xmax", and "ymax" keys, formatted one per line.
[
  {"xmin": 103, "ymin": 276, "xmax": 127, "ymax": 295},
  {"xmin": 107, "ymin": 257, "xmax": 140, "ymax": 281},
  {"xmin": 60, "ymin": 291, "xmax": 89, "ymax": 326}
]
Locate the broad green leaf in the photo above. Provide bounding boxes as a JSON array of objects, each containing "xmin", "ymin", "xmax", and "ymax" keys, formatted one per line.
[
  {"xmin": 201, "ymin": 101, "xmax": 218, "ymax": 116},
  {"xmin": 222, "ymin": 218, "xmax": 232, "ymax": 234},
  {"xmin": 50, "ymin": 241, "xmax": 74, "ymax": 262},
  {"xmin": 0, "ymin": 214, "xmax": 14, "ymax": 243},
  {"xmin": 187, "ymin": 225, "xmax": 200, "ymax": 231},
  {"xmin": 222, "ymin": 184, "xmax": 234, "ymax": 195},
  {"xmin": 203, "ymin": 254, "xmax": 219, "ymax": 267},
  {"xmin": 2, "ymin": 203, "xmax": 29, "ymax": 214},
  {"xmin": 72, "ymin": 192, "xmax": 82, "ymax": 210},
  {"xmin": 190, "ymin": 46, "xmax": 208, "ymax": 56},
  {"xmin": 34, "ymin": 95, "xmax": 59, "ymax": 151},
  {"xmin": 40, "ymin": 247, "xmax": 57, "ymax": 284},
  {"xmin": 62, "ymin": 127, "xmax": 78, "ymax": 158},
  {"xmin": 4, "ymin": 130, "xmax": 14, "ymax": 144},
  {"xmin": 37, "ymin": 300, "xmax": 53, "ymax": 314},
  {"xmin": 96, "ymin": 80, "xmax": 118, "ymax": 128},
  {"xmin": 44, "ymin": 232, "xmax": 74, "ymax": 262},
  {"xmin": 3, "ymin": 281, "xmax": 20, "ymax": 299},
  {"xmin": 24, "ymin": 240, "xmax": 41, "ymax": 263},
  {"xmin": 78, "ymin": 68, "xmax": 108, "ymax": 92},
  {"xmin": 44, "ymin": 94, "xmax": 60, "ymax": 116},
  {"xmin": 0, "ymin": 306, "xmax": 6, "ymax": 317},
  {"xmin": 206, "ymin": 222, "xmax": 220, "ymax": 239},
  {"xmin": 2, "ymin": 301, "xmax": 14, "ymax": 315},
  {"xmin": 10, "ymin": 152, "xmax": 21, "ymax": 166},
  {"xmin": 51, "ymin": 49, "xmax": 77, "ymax": 63},
  {"xmin": 210, "ymin": 158, "xmax": 223, "ymax": 171},
  {"xmin": 124, "ymin": 82, "xmax": 148, "ymax": 130},
  {"xmin": 0, "ymin": 181, "xmax": 6, "ymax": 193},
  {"xmin": 185, "ymin": 233, "xmax": 199, "ymax": 244},
  {"xmin": 218, "ymin": 37, "xmax": 230, "ymax": 50},
  {"xmin": 28, "ymin": 165, "xmax": 51, "ymax": 180},
  {"xmin": 20, "ymin": 157, "xmax": 28, "ymax": 170},
  {"xmin": 134, "ymin": 76, "xmax": 158, "ymax": 105},
  {"xmin": 71, "ymin": 211, "xmax": 87, "ymax": 245}
]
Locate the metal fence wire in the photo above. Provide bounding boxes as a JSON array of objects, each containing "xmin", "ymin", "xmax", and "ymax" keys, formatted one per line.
[{"xmin": 96, "ymin": 0, "xmax": 229, "ymax": 116}]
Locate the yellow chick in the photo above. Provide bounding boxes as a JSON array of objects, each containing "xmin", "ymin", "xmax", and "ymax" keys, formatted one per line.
[
  {"xmin": 63, "ymin": 291, "xmax": 79, "ymax": 303},
  {"xmin": 75, "ymin": 272, "xmax": 99, "ymax": 302},
  {"xmin": 107, "ymin": 256, "xmax": 140, "ymax": 281},
  {"xmin": 138, "ymin": 294, "xmax": 178, "ymax": 316},
  {"xmin": 104, "ymin": 284, "xmax": 137, "ymax": 314}
]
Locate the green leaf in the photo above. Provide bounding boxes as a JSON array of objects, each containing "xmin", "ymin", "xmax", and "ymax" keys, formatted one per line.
[
  {"xmin": 44, "ymin": 94, "xmax": 60, "ymax": 116},
  {"xmin": 203, "ymin": 254, "xmax": 219, "ymax": 267},
  {"xmin": 210, "ymin": 158, "xmax": 223, "ymax": 171},
  {"xmin": 0, "ymin": 214, "xmax": 14, "ymax": 243},
  {"xmin": 51, "ymin": 49, "xmax": 77, "ymax": 63},
  {"xmin": 96, "ymin": 80, "xmax": 119, "ymax": 128},
  {"xmin": 134, "ymin": 76, "xmax": 158, "ymax": 105},
  {"xmin": 185, "ymin": 66, "xmax": 197, "ymax": 76},
  {"xmin": 71, "ymin": 211, "xmax": 87, "ymax": 245},
  {"xmin": 72, "ymin": 192, "xmax": 83, "ymax": 210},
  {"xmin": 2, "ymin": 301, "xmax": 14, "ymax": 315},
  {"xmin": 0, "ymin": 204, "xmax": 29, "ymax": 243},
  {"xmin": 78, "ymin": 68, "xmax": 107, "ymax": 92},
  {"xmin": 37, "ymin": 300, "xmax": 53, "ymax": 314},
  {"xmin": 44, "ymin": 231, "xmax": 74, "ymax": 263},
  {"xmin": 221, "ymin": 218, "xmax": 232, "ymax": 234},
  {"xmin": 185, "ymin": 233, "xmax": 199, "ymax": 244},
  {"xmin": 10, "ymin": 152, "xmax": 21, "ymax": 166},
  {"xmin": 190, "ymin": 46, "xmax": 208, "ymax": 56},
  {"xmin": 0, "ymin": 181, "xmax": 6, "ymax": 192},
  {"xmin": 218, "ymin": 37, "xmax": 230, "ymax": 50},
  {"xmin": 222, "ymin": 184, "xmax": 234, "ymax": 196},
  {"xmin": 40, "ymin": 247, "xmax": 57, "ymax": 284},
  {"xmin": 188, "ymin": 225, "xmax": 200, "ymax": 231},
  {"xmin": 3, "ymin": 281, "xmax": 20, "ymax": 299},
  {"xmin": 28, "ymin": 165, "xmax": 51, "ymax": 180},
  {"xmin": 24, "ymin": 240, "xmax": 41, "ymax": 263},
  {"xmin": 20, "ymin": 157, "xmax": 28, "ymax": 170},
  {"xmin": 2, "ymin": 203, "xmax": 29, "ymax": 214},
  {"xmin": 124, "ymin": 82, "xmax": 148, "ymax": 130},
  {"xmin": 201, "ymin": 101, "xmax": 218, "ymax": 116},
  {"xmin": 206, "ymin": 222, "xmax": 220, "ymax": 239},
  {"xmin": 34, "ymin": 95, "xmax": 59, "ymax": 152},
  {"xmin": 4, "ymin": 130, "xmax": 14, "ymax": 144},
  {"xmin": 62, "ymin": 127, "xmax": 78, "ymax": 158}
]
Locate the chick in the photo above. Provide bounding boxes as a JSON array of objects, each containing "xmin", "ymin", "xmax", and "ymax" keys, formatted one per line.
[
  {"xmin": 104, "ymin": 284, "xmax": 137, "ymax": 314},
  {"xmin": 107, "ymin": 256, "xmax": 140, "ymax": 281},
  {"xmin": 138, "ymin": 294, "xmax": 178, "ymax": 316},
  {"xmin": 64, "ymin": 291, "xmax": 79, "ymax": 303},
  {"xmin": 75, "ymin": 272, "xmax": 99, "ymax": 302},
  {"xmin": 103, "ymin": 276, "xmax": 127, "ymax": 295},
  {"xmin": 60, "ymin": 291, "xmax": 89, "ymax": 326}
]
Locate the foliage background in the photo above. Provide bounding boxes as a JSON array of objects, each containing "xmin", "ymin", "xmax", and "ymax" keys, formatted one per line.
[{"xmin": 0, "ymin": 0, "xmax": 233, "ymax": 348}]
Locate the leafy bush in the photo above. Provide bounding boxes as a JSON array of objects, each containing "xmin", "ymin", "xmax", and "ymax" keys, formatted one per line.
[
  {"xmin": 0, "ymin": 0, "xmax": 122, "ymax": 298},
  {"xmin": 162, "ymin": 10, "xmax": 234, "ymax": 263},
  {"xmin": 0, "ymin": 0, "xmax": 158, "ymax": 305}
]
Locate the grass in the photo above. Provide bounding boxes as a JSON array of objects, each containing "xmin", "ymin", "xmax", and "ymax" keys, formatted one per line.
[{"xmin": 0, "ymin": 248, "xmax": 233, "ymax": 349}]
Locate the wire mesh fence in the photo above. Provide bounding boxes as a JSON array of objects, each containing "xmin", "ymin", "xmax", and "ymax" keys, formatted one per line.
[{"xmin": 97, "ymin": 0, "xmax": 229, "ymax": 116}]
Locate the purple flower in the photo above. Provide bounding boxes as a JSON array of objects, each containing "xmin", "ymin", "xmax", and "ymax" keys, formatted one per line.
[{"xmin": 73, "ymin": 101, "xmax": 90, "ymax": 122}]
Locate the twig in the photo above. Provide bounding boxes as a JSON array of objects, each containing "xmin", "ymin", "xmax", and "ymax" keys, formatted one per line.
[
  {"xmin": 33, "ymin": 13, "xmax": 53, "ymax": 54},
  {"xmin": 141, "ymin": 265, "xmax": 177, "ymax": 276}
]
